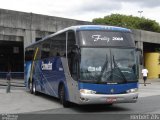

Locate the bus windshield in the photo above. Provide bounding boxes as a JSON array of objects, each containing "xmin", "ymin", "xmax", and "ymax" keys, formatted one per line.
[{"xmin": 80, "ymin": 48, "xmax": 138, "ymax": 84}]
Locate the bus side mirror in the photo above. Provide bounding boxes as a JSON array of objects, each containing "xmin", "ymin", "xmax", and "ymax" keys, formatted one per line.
[
  {"xmin": 72, "ymin": 45, "xmax": 81, "ymax": 60},
  {"xmin": 136, "ymin": 48, "xmax": 143, "ymax": 65}
]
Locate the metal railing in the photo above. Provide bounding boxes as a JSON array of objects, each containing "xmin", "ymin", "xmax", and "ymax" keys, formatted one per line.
[{"xmin": 0, "ymin": 72, "xmax": 24, "ymax": 79}]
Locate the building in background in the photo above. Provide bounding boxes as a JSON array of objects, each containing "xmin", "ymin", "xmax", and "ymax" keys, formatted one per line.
[{"xmin": 0, "ymin": 8, "xmax": 160, "ymax": 79}]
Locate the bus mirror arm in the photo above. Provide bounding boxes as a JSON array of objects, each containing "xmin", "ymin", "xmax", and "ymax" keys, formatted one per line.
[
  {"xmin": 139, "ymin": 55, "xmax": 143, "ymax": 65},
  {"xmin": 73, "ymin": 44, "xmax": 81, "ymax": 60}
]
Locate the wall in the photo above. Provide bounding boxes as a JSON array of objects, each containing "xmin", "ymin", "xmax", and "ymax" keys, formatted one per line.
[
  {"xmin": 1, "ymin": 8, "xmax": 160, "ymax": 48},
  {"xmin": 0, "ymin": 9, "xmax": 91, "ymax": 47}
]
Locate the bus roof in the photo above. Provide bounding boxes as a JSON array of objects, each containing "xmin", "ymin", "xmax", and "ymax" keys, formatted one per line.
[
  {"xmin": 26, "ymin": 25, "xmax": 131, "ymax": 48},
  {"xmin": 58, "ymin": 25, "xmax": 131, "ymax": 33},
  {"xmin": 72, "ymin": 25, "xmax": 131, "ymax": 32}
]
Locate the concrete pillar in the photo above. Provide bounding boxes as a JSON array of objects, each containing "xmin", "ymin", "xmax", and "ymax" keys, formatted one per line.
[
  {"xmin": 31, "ymin": 30, "xmax": 36, "ymax": 43},
  {"xmin": 24, "ymin": 30, "xmax": 36, "ymax": 48},
  {"xmin": 24, "ymin": 30, "xmax": 31, "ymax": 48}
]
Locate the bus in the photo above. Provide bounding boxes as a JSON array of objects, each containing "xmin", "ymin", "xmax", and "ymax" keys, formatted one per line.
[{"xmin": 24, "ymin": 25, "xmax": 139, "ymax": 107}]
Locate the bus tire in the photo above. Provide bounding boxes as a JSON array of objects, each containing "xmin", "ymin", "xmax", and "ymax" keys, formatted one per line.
[
  {"xmin": 33, "ymin": 80, "xmax": 38, "ymax": 95},
  {"xmin": 59, "ymin": 84, "xmax": 70, "ymax": 108}
]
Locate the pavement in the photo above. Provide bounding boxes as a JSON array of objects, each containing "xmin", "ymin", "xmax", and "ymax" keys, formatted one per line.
[
  {"xmin": 0, "ymin": 79, "xmax": 159, "ymax": 114},
  {"xmin": 138, "ymin": 79, "xmax": 160, "ymax": 97},
  {"xmin": 0, "ymin": 78, "xmax": 63, "ymax": 114}
]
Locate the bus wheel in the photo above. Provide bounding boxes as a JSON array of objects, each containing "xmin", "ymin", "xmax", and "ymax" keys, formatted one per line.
[
  {"xmin": 59, "ymin": 85, "xmax": 70, "ymax": 107},
  {"xmin": 33, "ymin": 80, "xmax": 38, "ymax": 95}
]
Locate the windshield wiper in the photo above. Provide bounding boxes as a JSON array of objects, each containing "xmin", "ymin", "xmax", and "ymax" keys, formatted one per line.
[
  {"xmin": 112, "ymin": 56, "xmax": 127, "ymax": 83},
  {"xmin": 97, "ymin": 54, "xmax": 109, "ymax": 83},
  {"xmin": 101, "ymin": 54, "xmax": 109, "ymax": 74}
]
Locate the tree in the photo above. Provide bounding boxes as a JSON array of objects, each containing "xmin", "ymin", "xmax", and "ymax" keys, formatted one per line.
[{"xmin": 92, "ymin": 14, "xmax": 160, "ymax": 33}]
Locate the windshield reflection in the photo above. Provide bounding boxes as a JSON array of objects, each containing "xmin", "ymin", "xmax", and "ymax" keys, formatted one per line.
[{"xmin": 80, "ymin": 48, "xmax": 138, "ymax": 83}]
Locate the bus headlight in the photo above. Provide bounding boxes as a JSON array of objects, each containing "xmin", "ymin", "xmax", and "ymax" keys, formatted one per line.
[
  {"xmin": 80, "ymin": 89, "xmax": 96, "ymax": 94},
  {"xmin": 126, "ymin": 88, "xmax": 138, "ymax": 93}
]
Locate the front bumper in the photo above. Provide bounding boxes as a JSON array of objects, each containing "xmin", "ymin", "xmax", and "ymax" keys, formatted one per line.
[{"xmin": 79, "ymin": 92, "xmax": 138, "ymax": 104}]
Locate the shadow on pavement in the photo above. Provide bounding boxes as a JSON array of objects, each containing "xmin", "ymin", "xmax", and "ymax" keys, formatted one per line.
[
  {"xmin": 27, "ymin": 91, "xmax": 60, "ymax": 104},
  {"xmin": 70, "ymin": 104, "xmax": 130, "ymax": 113}
]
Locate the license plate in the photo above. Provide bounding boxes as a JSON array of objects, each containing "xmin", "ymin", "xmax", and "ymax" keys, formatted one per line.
[{"xmin": 106, "ymin": 97, "xmax": 117, "ymax": 103}]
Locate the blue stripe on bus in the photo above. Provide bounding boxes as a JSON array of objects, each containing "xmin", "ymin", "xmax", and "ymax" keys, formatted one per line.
[
  {"xmin": 77, "ymin": 26, "xmax": 131, "ymax": 32},
  {"xmin": 78, "ymin": 82, "xmax": 138, "ymax": 94}
]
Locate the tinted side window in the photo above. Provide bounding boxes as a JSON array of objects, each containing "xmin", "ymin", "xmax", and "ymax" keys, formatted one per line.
[
  {"xmin": 41, "ymin": 40, "xmax": 51, "ymax": 59},
  {"xmin": 67, "ymin": 31, "xmax": 76, "ymax": 52},
  {"xmin": 50, "ymin": 32, "xmax": 66, "ymax": 57}
]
